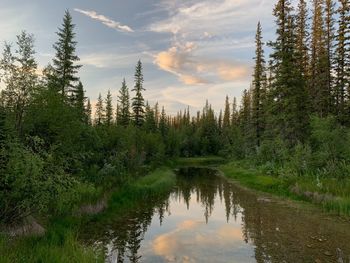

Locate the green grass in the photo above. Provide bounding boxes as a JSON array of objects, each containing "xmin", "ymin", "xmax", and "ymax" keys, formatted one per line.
[
  {"xmin": 0, "ymin": 167, "xmax": 176, "ymax": 263},
  {"xmin": 98, "ymin": 167, "xmax": 176, "ymax": 220},
  {"xmin": 171, "ymin": 156, "xmax": 227, "ymax": 167},
  {"xmin": 0, "ymin": 228, "xmax": 103, "ymax": 263},
  {"xmin": 219, "ymin": 161, "xmax": 350, "ymax": 216}
]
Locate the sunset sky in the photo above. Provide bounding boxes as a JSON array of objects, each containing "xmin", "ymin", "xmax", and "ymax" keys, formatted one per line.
[{"xmin": 0, "ymin": 0, "xmax": 277, "ymax": 114}]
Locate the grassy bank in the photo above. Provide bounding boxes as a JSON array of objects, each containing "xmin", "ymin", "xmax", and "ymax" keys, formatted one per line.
[
  {"xmin": 220, "ymin": 161, "xmax": 350, "ymax": 217},
  {"xmin": 0, "ymin": 167, "xmax": 176, "ymax": 263},
  {"xmin": 171, "ymin": 156, "xmax": 226, "ymax": 167}
]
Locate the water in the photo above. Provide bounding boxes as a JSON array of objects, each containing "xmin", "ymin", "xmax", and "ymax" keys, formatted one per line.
[{"xmin": 81, "ymin": 167, "xmax": 350, "ymax": 263}]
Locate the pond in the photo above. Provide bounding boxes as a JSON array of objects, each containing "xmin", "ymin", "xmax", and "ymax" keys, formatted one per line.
[{"xmin": 80, "ymin": 167, "xmax": 350, "ymax": 263}]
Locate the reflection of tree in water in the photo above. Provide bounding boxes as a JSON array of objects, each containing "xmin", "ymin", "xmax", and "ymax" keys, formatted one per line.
[
  {"xmin": 79, "ymin": 190, "xmax": 171, "ymax": 263},
  {"xmin": 226, "ymin": 181, "xmax": 350, "ymax": 263},
  {"xmin": 175, "ymin": 167, "xmax": 222, "ymax": 223},
  {"xmin": 81, "ymin": 167, "xmax": 350, "ymax": 263}
]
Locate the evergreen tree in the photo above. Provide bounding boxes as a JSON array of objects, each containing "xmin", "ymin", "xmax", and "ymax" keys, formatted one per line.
[
  {"xmin": 85, "ymin": 98, "xmax": 92, "ymax": 125},
  {"xmin": 269, "ymin": 0, "xmax": 309, "ymax": 144},
  {"xmin": 252, "ymin": 22, "xmax": 267, "ymax": 147},
  {"xmin": 117, "ymin": 78, "xmax": 130, "ymax": 127},
  {"xmin": 159, "ymin": 106, "xmax": 168, "ymax": 138},
  {"xmin": 52, "ymin": 10, "xmax": 81, "ymax": 98},
  {"xmin": 325, "ymin": 0, "xmax": 336, "ymax": 112},
  {"xmin": 310, "ymin": 0, "xmax": 329, "ymax": 116},
  {"xmin": 218, "ymin": 110, "xmax": 223, "ymax": 130},
  {"xmin": 132, "ymin": 60, "xmax": 145, "ymax": 127},
  {"xmin": 296, "ymin": 0, "xmax": 310, "ymax": 77},
  {"xmin": 223, "ymin": 95, "xmax": 231, "ymax": 129},
  {"xmin": 144, "ymin": 102, "xmax": 157, "ymax": 132},
  {"xmin": 231, "ymin": 97, "xmax": 239, "ymax": 126},
  {"xmin": 105, "ymin": 90, "xmax": 114, "ymax": 126},
  {"xmin": 94, "ymin": 93, "xmax": 104, "ymax": 126},
  {"xmin": 334, "ymin": 0, "xmax": 350, "ymax": 123},
  {"xmin": 75, "ymin": 81, "xmax": 86, "ymax": 122}
]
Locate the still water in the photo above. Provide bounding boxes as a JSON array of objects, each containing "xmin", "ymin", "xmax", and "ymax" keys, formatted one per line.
[{"xmin": 81, "ymin": 167, "xmax": 350, "ymax": 263}]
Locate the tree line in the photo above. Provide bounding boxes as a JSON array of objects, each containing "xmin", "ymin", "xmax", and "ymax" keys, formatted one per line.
[{"xmin": 0, "ymin": 0, "xmax": 349, "ymax": 224}]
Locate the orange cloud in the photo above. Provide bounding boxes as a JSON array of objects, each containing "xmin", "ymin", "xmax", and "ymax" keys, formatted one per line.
[
  {"xmin": 217, "ymin": 64, "xmax": 248, "ymax": 81},
  {"xmin": 154, "ymin": 46, "xmax": 249, "ymax": 85}
]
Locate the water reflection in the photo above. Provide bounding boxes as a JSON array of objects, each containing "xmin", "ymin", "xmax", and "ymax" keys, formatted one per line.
[{"xmin": 80, "ymin": 167, "xmax": 350, "ymax": 263}]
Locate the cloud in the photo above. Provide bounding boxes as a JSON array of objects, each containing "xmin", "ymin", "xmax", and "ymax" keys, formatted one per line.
[
  {"xmin": 153, "ymin": 45, "xmax": 249, "ymax": 85},
  {"xmin": 74, "ymin": 8, "xmax": 134, "ymax": 33}
]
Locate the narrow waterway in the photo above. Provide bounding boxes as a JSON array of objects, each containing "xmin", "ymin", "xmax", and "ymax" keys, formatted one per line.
[{"xmin": 80, "ymin": 167, "xmax": 350, "ymax": 263}]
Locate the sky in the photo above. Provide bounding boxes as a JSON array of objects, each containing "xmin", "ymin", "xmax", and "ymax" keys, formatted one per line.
[{"xmin": 0, "ymin": 0, "xmax": 278, "ymax": 115}]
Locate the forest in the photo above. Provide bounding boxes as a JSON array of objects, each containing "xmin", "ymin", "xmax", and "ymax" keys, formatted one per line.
[{"xmin": 0, "ymin": 0, "xmax": 349, "ymax": 261}]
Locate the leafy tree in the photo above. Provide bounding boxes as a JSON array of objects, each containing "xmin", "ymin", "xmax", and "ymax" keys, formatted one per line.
[
  {"xmin": 132, "ymin": 60, "xmax": 145, "ymax": 127},
  {"xmin": 52, "ymin": 10, "xmax": 81, "ymax": 98},
  {"xmin": 0, "ymin": 31, "xmax": 38, "ymax": 135}
]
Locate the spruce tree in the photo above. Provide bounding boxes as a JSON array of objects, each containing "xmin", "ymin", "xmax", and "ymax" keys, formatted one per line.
[
  {"xmin": 269, "ymin": 0, "xmax": 309, "ymax": 144},
  {"xmin": 223, "ymin": 95, "xmax": 231, "ymax": 129},
  {"xmin": 310, "ymin": 0, "xmax": 329, "ymax": 116},
  {"xmin": 132, "ymin": 60, "xmax": 145, "ymax": 127},
  {"xmin": 52, "ymin": 10, "xmax": 81, "ymax": 98},
  {"xmin": 252, "ymin": 22, "xmax": 267, "ymax": 147},
  {"xmin": 75, "ymin": 81, "xmax": 86, "ymax": 122},
  {"xmin": 159, "ymin": 106, "xmax": 168, "ymax": 138},
  {"xmin": 94, "ymin": 93, "xmax": 105, "ymax": 126},
  {"xmin": 335, "ymin": 0, "xmax": 350, "ymax": 123},
  {"xmin": 325, "ymin": 0, "xmax": 336, "ymax": 113},
  {"xmin": 105, "ymin": 90, "xmax": 114, "ymax": 126},
  {"xmin": 144, "ymin": 102, "xmax": 157, "ymax": 132},
  {"xmin": 296, "ymin": 0, "xmax": 310, "ymax": 77},
  {"xmin": 85, "ymin": 98, "xmax": 92, "ymax": 125},
  {"xmin": 117, "ymin": 78, "xmax": 130, "ymax": 127}
]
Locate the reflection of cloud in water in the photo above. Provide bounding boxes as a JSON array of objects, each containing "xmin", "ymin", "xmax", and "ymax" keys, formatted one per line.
[{"xmin": 152, "ymin": 219, "xmax": 246, "ymax": 262}]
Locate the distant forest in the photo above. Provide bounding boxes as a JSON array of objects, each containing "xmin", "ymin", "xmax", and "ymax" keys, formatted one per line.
[{"xmin": 0, "ymin": 0, "xmax": 349, "ymax": 224}]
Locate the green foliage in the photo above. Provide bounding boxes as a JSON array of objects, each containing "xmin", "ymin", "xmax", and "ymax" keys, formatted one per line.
[{"xmin": 52, "ymin": 10, "xmax": 81, "ymax": 97}]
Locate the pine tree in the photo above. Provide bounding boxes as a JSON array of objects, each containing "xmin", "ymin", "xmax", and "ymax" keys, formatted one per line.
[
  {"xmin": 296, "ymin": 0, "xmax": 310, "ymax": 77},
  {"xmin": 334, "ymin": 0, "xmax": 350, "ymax": 123},
  {"xmin": 144, "ymin": 102, "xmax": 157, "ymax": 132},
  {"xmin": 105, "ymin": 90, "xmax": 114, "ymax": 126},
  {"xmin": 231, "ymin": 97, "xmax": 239, "ymax": 126},
  {"xmin": 218, "ymin": 110, "xmax": 223, "ymax": 130},
  {"xmin": 252, "ymin": 22, "xmax": 267, "ymax": 147},
  {"xmin": 94, "ymin": 93, "xmax": 104, "ymax": 126},
  {"xmin": 269, "ymin": 0, "xmax": 309, "ymax": 144},
  {"xmin": 132, "ymin": 60, "xmax": 145, "ymax": 127},
  {"xmin": 52, "ymin": 10, "xmax": 81, "ymax": 98},
  {"xmin": 159, "ymin": 106, "xmax": 168, "ymax": 138},
  {"xmin": 223, "ymin": 95, "xmax": 231, "ymax": 129},
  {"xmin": 85, "ymin": 98, "xmax": 92, "ymax": 125},
  {"xmin": 325, "ymin": 0, "xmax": 336, "ymax": 112},
  {"xmin": 117, "ymin": 78, "xmax": 130, "ymax": 127},
  {"xmin": 75, "ymin": 81, "xmax": 86, "ymax": 122},
  {"xmin": 154, "ymin": 102, "xmax": 160, "ymax": 127},
  {"xmin": 310, "ymin": 0, "xmax": 329, "ymax": 116}
]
